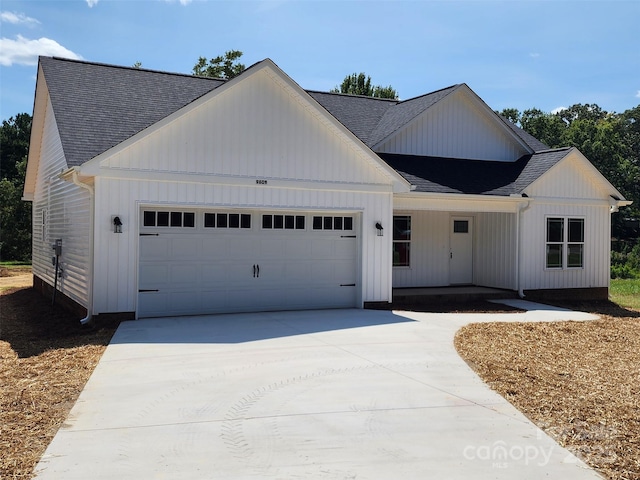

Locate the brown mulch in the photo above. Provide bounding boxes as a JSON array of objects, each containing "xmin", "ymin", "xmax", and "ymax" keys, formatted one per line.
[
  {"xmin": 455, "ymin": 301, "xmax": 640, "ymax": 480},
  {"xmin": 0, "ymin": 284, "xmax": 120, "ymax": 480}
]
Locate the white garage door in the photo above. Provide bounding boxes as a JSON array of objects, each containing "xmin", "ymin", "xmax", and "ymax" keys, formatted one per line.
[{"xmin": 138, "ymin": 209, "xmax": 359, "ymax": 318}]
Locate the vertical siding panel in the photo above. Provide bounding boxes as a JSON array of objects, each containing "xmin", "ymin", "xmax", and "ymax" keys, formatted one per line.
[
  {"xmin": 520, "ymin": 203, "xmax": 609, "ymax": 291},
  {"xmin": 31, "ymin": 98, "xmax": 90, "ymax": 308},
  {"xmin": 377, "ymin": 92, "xmax": 527, "ymax": 161}
]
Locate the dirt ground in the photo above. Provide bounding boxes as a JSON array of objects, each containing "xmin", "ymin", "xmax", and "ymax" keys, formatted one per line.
[
  {"xmin": 2, "ymin": 274, "xmax": 639, "ymax": 479},
  {"xmin": 0, "ymin": 276, "xmax": 120, "ymax": 479}
]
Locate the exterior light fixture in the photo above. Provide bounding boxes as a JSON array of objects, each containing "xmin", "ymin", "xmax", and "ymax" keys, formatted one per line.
[
  {"xmin": 113, "ymin": 216, "xmax": 123, "ymax": 233},
  {"xmin": 375, "ymin": 222, "xmax": 383, "ymax": 236}
]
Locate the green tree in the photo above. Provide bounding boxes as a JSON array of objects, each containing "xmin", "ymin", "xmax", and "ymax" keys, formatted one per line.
[
  {"xmin": 498, "ymin": 108, "xmax": 520, "ymax": 125},
  {"xmin": 1, "ymin": 113, "xmax": 31, "ymax": 179},
  {"xmin": 520, "ymin": 108, "xmax": 566, "ymax": 148},
  {"xmin": 0, "ymin": 114, "xmax": 32, "ymax": 261},
  {"xmin": 192, "ymin": 50, "xmax": 245, "ymax": 79},
  {"xmin": 331, "ymin": 72, "xmax": 398, "ymax": 99}
]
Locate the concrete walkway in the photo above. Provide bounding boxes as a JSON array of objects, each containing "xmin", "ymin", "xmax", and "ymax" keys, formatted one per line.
[{"xmin": 34, "ymin": 302, "xmax": 602, "ymax": 479}]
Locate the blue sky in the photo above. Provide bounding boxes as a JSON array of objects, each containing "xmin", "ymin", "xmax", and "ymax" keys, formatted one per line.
[{"xmin": 1, "ymin": 0, "xmax": 639, "ymax": 121}]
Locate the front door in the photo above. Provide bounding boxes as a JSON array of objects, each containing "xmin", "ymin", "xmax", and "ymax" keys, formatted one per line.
[{"xmin": 450, "ymin": 216, "xmax": 473, "ymax": 285}]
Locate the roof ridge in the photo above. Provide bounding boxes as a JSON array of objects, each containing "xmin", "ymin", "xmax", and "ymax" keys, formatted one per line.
[
  {"xmin": 531, "ymin": 146, "xmax": 572, "ymax": 154},
  {"xmin": 305, "ymin": 89, "xmax": 399, "ymax": 102},
  {"xmin": 396, "ymin": 84, "xmax": 461, "ymax": 104},
  {"xmin": 44, "ymin": 56, "xmax": 225, "ymax": 82}
]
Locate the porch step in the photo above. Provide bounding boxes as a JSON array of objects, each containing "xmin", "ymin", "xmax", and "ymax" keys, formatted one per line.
[{"xmin": 391, "ymin": 286, "xmax": 518, "ymax": 306}]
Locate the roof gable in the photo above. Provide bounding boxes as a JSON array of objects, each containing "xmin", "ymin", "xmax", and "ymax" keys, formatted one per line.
[
  {"xmin": 526, "ymin": 147, "xmax": 627, "ymax": 200},
  {"xmin": 373, "ymin": 85, "xmax": 533, "ymax": 161},
  {"xmin": 80, "ymin": 59, "xmax": 410, "ymax": 192},
  {"xmin": 39, "ymin": 57, "xmax": 224, "ymax": 167},
  {"xmin": 368, "ymin": 85, "xmax": 460, "ymax": 147}
]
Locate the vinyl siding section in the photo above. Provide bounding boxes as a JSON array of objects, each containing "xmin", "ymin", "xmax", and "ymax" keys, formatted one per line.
[
  {"xmin": 101, "ymin": 69, "xmax": 391, "ymax": 187},
  {"xmin": 520, "ymin": 152, "xmax": 613, "ymax": 290},
  {"xmin": 525, "ymin": 154, "xmax": 605, "ymax": 199},
  {"xmin": 520, "ymin": 202, "xmax": 611, "ymax": 290},
  {"xmin": 93, "ymin": 177, "xmax": 392, "ymax": 314},
  {"xmin": 31, "ymin": 98, "xmax": 90, "ymax": 308},
  {"xmin": 376, "ymin": 92, "xmax": 528, "ymax": 161},
  {"xmin": 392, "ymin": 211, "xmax": 450, "ymax": 288},
  {"xmin": 392, "ymin": 210, "xmax": 517, "ymax": 289},
  {"xmin": 475, "ymin": 212, "xmax": 517, "ymax": 289},
  {"xmin": 90, "ymin": 69, "xmax": 395, "ymax": 314}
]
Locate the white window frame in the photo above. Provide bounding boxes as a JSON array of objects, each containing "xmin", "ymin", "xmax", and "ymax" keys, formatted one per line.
[
  {"xmin": 393, "ymin": 215, "xmax": 411, "ymax": 268},
  {"xmin": 545, "ymin": 216, "xmax": 585, "ymax": 270}
]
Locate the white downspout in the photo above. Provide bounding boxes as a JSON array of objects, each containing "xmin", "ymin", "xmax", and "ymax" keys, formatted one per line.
[
  {"xmin": 516, "ymin": 198, "xmax": 532, "ymax": 298},
  {"xmin": 66, "ymin": 168, "xmax": 95, "ymax": 325}
]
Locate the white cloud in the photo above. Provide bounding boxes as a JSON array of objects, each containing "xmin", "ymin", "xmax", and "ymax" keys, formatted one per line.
[
  {"xmin": 86, "ymin": 0, "xmax": 99, "ymax": 7},
  {"xmin": 0, "ymin": 11, "xmax": 40, "ymax": 26},
  {"xmin": 636, "ymin": 90, "xmax": 640, "ymax": 99},
  {"xmin": 0, "ymin": 35, "xmax": 83, "ymax": 67},
  {"xmin": 164, "ymin": 0, "xmax": 193, "ymax": 5},
  {"xmin": 529, "ymin": 52, "xmax": 540, "ymax": 58},
  {"xmin": 551, "ymin": 106, "xmax": 567, "ymax": 115}
]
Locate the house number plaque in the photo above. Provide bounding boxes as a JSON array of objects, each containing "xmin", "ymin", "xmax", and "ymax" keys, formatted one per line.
[{"xmin": 256, "ymin": 179, "xmax": 268, "ymax": 185}]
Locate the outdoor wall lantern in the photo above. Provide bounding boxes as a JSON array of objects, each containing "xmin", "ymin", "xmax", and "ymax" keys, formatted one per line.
[
  {"xmin": 113, "ymin": 216, "xmax": 123, "ymax": 233},
  {"xmin": 375, "ymin": 222, "xmax": 383, "ymax": 236}
]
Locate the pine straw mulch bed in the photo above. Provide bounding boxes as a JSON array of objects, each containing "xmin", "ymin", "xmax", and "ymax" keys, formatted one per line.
[
  {"xmin": 0, "ymin": 284, "xmax": 120, "ymax": 480},
  {"xmin": 455, "ymin": 300, "xmax": 640, "ymax": 480}
]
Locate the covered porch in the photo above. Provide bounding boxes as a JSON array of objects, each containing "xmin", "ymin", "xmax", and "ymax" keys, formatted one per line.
[{"xmin": 392, "ymin": 193, "xmax": 529, "ymax": 294}]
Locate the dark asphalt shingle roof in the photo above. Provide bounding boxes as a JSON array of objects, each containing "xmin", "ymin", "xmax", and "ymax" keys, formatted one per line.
[
  {"xmin": 40, "ymin": 57, "xmax": 224, "ymax": 167},
  {"xmin": 367, "ymin": 86, "xmax": 459, "ymax": 147},
  {"xmin": 40, "ymin": 57, "xmax": 552, "ymax": 182},
  {"xmin": 379, "ymin": 148, "xmax": 571, "ymax": 195},
  {"xmin": 307, "ymin": 91, "xmax": 396, "ymax": 146}
]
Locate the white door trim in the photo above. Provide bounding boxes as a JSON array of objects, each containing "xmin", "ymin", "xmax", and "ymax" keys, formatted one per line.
[{"xmin": 449, "ymin": 216, "xmax": 474, "ymax": 285}]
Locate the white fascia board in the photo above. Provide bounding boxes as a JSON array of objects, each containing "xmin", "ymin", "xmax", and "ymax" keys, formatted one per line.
[
  {"xmin": 372, "ymin": 84, "xmax": 533, "ymax": 155},
  {"xmin": 96, "ymin": 168, "xmax": 394, "ymax": 193},
  {"xmin": 370, "ymin": 84, "xmax": 461, "ymax": 151},
  {"xmin": 259, "ymin": 59, "xmax": 411, "ymax": 194},
  {"xmin": 457, "ymin": 84, "xmax": 533, "ymax": 154},
  {"xmin": 79, "ymin": 59, "xmax": 411, "ymax": 194},
  {"xmin": 78, "ymin": 66, "xmax": 257, "ymax": 176},
  {"xmin": 23, "ymin": 62, "xmax": 48, "ymax": 199},
  {"xmin": 525, "ymin": 147, "xmax": 627, "ymax": 201},
  {"xmin": 395, "ymin": 191, "xmax": 524, "ymax": 204}
]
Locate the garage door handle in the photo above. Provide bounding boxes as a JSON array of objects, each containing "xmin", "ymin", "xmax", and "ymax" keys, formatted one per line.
[
  {"xmin": 253, "ymin": 264, "xmax": 256, "ymax": 277},
  {"xmin": 256, "ymin": 264, "xmax": 260, "ymax": 278}
]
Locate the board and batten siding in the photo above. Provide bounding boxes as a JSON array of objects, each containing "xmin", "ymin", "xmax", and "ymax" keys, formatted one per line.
[
  {"xmin": 375, "ymin": 90, "xmax": 529, "ymax": 162},
  {"xmin": 392, "ymin": 210, "xmax": 449, "ymax": 288},
  {"xmin": 392, "ymin": 210, "xmax": 517, "ymax": 289},
  {"xmin": 89, "ymin": 69, "xmax": 396, "ymax": 314},
  {"xmin": 474, "ymin": 212, "xmax": 517, "ymax": 289},
  {"xmin": 519, "ymin": 151, "xmax": 614, "ymax": 291},
  {"xmin": 92, "ymin": 177, "xmax": 393, "ymax": 314},
  {"xmin": 31, "ymin": 97, "xmax": 91, "ymax": 308},
  {"xmin": 100, "ymin": 68, "xmax": 391, "ymax": 187},
  {"xmin": 519, "ymin": 202, "xmax": 611, "ymax": 290}
]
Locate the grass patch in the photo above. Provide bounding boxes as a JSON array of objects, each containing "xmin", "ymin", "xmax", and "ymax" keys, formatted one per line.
[
  {"xmin": 0, "ymin": 261, "xmax": 32, "ymax": 267},
  {"xmin": 610, "ymin": 278, "xmax": 640, "ymax": 310}
]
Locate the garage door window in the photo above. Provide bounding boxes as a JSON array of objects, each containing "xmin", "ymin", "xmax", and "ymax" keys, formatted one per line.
[
  {"xmin": 143, "ymin": 211, "xmax": 195, "ymax": 228},
  {"xmin": 262, "ymin": 214, "xmax": 305, "ymax": 230},
  {"xmin": 204, "ymin": 213, "xmax": 251, "ymax": 229},
  {"xmin": 312, "ymin": 216, "xmax": 353, "ymax": 230}
]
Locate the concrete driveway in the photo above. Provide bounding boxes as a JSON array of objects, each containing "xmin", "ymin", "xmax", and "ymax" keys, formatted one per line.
[{"xmin": 34, "ymin": 303, "xmax": 602, "ymax": 479}]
